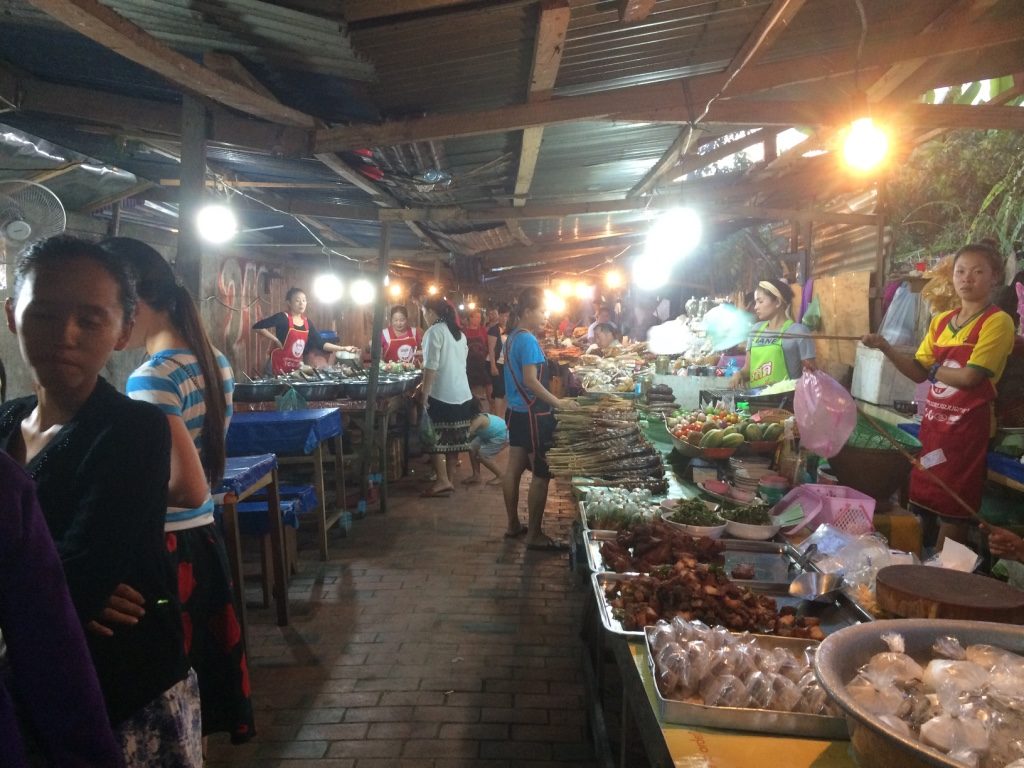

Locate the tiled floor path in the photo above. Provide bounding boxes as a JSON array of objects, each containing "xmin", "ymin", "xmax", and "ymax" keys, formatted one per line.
[{"xmin": 206, "ymin": 460, "xmax": 599, "ymax": 768}]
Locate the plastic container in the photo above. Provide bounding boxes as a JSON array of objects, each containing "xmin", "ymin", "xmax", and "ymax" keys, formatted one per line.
[
  {"xmin": 851, "ymin": 343, "xmax": 919, "ymax": 406},
  {"xmin": 772, "ymin": 484, "xmax": 875, "ymax": 535}
]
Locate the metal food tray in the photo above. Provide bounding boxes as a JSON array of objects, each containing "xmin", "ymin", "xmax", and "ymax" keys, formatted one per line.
[
  {"xmin": 644, "ymin": 632, "xmax": 850, "ymax": 739},
  {"xmin": 592, "ymin": 572, "xmax": 867, "ymax": 641},
  {"xmin": 578, "ymin": 500, "xmax": 662, "ymax": 534},
  {"xmin": 585, "ymin": 532, "xmax": 806, "ymax": 592}
]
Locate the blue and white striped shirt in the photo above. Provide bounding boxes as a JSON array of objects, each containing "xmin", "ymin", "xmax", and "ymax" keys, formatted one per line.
[{"xmin": 127, "ymin": 348, "xmax": 234, "ymax": 530}]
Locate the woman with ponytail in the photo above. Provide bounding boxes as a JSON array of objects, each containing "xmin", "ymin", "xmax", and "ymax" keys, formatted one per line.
[
  {"xmin": 102, "ymin": 238, "xmax": 254, "ymax": 745},
  {"xmin": 419, "ymin": 296, "xmax": 474, "ymax": 497}
]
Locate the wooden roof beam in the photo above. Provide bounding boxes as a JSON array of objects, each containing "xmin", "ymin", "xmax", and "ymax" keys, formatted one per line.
[
  {"xmin": 624, "ymin": 0, "xmax": 807, "ymax": 196},
  {"xmin": 315, "ymin": 19, "xmax": 1024, "ymax": 151},
  {"xmin": 618, "ymin": 0, "xmax": 656, "ymax": 24},
  {"xmin": 867, "ymin": 0, "xmax": 1002, "ymax": 101},
  {"xmin": 513, "ymin": 0, "xmax": 571, "ymax": 208},
  {"xmin": 25, "ymin": 0, "xmax": 317, "ymax": 128},
  {"xmin": 379, "ymin": 200, "xmax": 878, "ymax": 226}
]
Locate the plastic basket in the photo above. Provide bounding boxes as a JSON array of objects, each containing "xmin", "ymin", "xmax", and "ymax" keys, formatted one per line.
[{"xmin": 772, "ymin": 484, "xmax": 875, "ymax": 535}]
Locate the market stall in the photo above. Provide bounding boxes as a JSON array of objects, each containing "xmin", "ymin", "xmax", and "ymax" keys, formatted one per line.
[{"xmin": 560, "ymin": 389, "xmax": 1024, "ymax": 767}]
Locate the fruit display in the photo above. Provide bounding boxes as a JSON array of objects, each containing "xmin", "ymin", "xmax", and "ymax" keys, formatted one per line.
[{"xmin": 668, "ymin": 404, "xmax": 783, "ymax": 451}]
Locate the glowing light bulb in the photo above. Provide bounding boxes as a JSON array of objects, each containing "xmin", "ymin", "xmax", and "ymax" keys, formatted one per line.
[
  {"xmin": 196, "ymin": 204, "xmax": 237, "ymax": 244},
  {"xmin": 427, "ymin": 284, "xmax": 439, "ymax": 296},
  {"xmin": 843, "ymin": 117, "xmax": 888, "ymax": 173},
  {"xmin": 632, "ymin": 253, "xmax": 669, "ymax": 291},
  {"xmin": 605, "ymin": 270, "xmax": 623, "ymax": 289},
  {"xmin": 388, "ymin": 282, "xmax": 403, "ymax": 299},
  {"xmin": 644, "ymin": 208, "xmax": 701, "ymax": 263},
  {"xmin": 312, "ymin": 273, "xmax": 344, "ymax": 303},
  {"xmin": 350, "ymin": 278, "xmax": 375, "ymax": 306}
]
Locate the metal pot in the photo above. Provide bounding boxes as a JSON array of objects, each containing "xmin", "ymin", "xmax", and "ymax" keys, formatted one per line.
[
  {"xmin": 342, "ymin": 378, "xmax": 370, "ymax": 400},
  {"xmin": 289, "ymin": 381, "xmax": 344, "ymax": 401},
  {"xmin": 234, "ymin": 381, "xmax": 287, "ymax": 402}
]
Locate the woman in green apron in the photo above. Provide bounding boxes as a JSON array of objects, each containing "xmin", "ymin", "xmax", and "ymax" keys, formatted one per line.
[{"xmin": 730, "ymin": 278, "xmax": 816, "ymax": 389}]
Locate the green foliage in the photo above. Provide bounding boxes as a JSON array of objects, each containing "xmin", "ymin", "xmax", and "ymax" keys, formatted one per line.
[{"xmin": 887, "ymin": 129, "xmax": 1024, "ymax": 268}]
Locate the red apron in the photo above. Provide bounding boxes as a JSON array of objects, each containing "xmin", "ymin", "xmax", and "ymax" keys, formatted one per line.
[
  {"xmin": 381, "ymin": 327, "xmax": 420, "ymax": 363},
  {"xmin": 911, "ymin": 306, "xmax": 1000, "ymax": 519},
  {"xmin": 269, "ymin": 315, "xmax": 310, "ymax": 375}
]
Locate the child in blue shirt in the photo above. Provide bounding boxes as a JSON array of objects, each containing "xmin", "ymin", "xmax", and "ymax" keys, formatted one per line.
[{"xmin": 462, "ymin": 401, "xmax": 508, "ymax": 486}]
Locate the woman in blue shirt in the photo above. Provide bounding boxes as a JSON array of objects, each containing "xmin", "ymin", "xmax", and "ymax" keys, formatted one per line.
[{"xmin": 502, "ymin": 288, "xmax": 580, "ymax": 549}]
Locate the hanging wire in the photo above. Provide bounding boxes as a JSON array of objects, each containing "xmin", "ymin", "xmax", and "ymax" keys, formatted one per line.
[{"xmin": 852, "ymin": 0, "xmax": 869, "ymax": 94}]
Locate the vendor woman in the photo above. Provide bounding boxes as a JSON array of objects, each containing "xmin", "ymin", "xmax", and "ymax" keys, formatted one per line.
[
  {"xmin": 252, "ymin": 287, "xmax": 350, "ymax": 374},
  {"xmin": 730, "ymin": 278, "xmax": 815, "ymax": 389},
  {"xmin": 863, "ymin": 240, "xmax": 1015, "ymax": 548},
  {"xmin": 381, "ymin": 305, "xmax": 422, "ymax": 364}
]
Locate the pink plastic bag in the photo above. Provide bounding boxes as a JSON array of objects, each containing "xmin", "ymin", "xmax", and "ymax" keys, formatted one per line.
[{"xmin": 794, "ymin": 370, "xmax": 857, "ymax": 458}]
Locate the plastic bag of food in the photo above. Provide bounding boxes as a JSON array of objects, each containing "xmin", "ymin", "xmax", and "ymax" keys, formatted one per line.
[
  {"xmin": 923, "ymin": 660, "xmax": 990, "ymax": 698},
  {"xmin": 859, "ymin": 633, "xmax": 924, "ymax": 689},
  {"xmin": 920, "ymin": 714, "xmax": 989, "ymax": 755},
  {"xmin": 701, "ymin": 674, "xmax": 750, "ymax": 708},
  {"xmin": 794, "ymin": 370, "xmax": 858, "ymax": 458},
  {"xmin": 848, "ymin": 676, "xmax": 907, "ymax": 716},
  {"xmin": 921, "ymin": 255, "xmax": 959, "ymax": 315},
  {"xmin": 933, "ymin": 636, "xmax": 968, "ymax": 660}
]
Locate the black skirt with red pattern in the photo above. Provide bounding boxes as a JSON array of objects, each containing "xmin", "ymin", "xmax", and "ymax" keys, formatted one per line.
[{"xmin": 166, "ymin": 523, "xmax": 255, "ymax": 743}]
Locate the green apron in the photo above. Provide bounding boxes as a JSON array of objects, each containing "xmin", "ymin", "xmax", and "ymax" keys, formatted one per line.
[{"xmin": 749, "ymin": 320, "xmax": 793, "ymax": 388}]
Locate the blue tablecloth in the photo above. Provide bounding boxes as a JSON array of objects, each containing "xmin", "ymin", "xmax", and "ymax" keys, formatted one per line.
[
  {"xmin": 226, "ymin": 408, "xmax": 343, "ymax": 457},
  {"xmin": 898, "ymin": 422, "xmax": 1024, "ymax": 484},
  {"xmin": 215, "ymin": 453, "xmax": 277, "ymax": 497}
]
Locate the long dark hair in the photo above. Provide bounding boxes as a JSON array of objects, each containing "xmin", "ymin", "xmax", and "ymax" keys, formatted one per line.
[
  {"xmin": 102, "ymin": 237, "xmax": 228, "ymax": 485},
  {"xmin": 507, "ymin": 287, "xmax": 543, "ymax": 332},
  {"xmin": 15, "ymin": 235, "xmax": 136, "ymax": 321},
  {"xmin": 422, "ymin": 297, "xmax": 462, "ymax": 341}
]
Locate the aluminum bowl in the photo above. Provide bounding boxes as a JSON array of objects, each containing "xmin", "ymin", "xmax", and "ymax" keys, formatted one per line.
[
  {"xmin": 233, "ymin": 381, "xmax": 287, "ymax": 402},
  {"xmin": 289, "ymin": 381, "xmax": 344, "ymax": 401},
  {"xmin": 814, "ymin": 619, "xmax": 1024, "ymax": 768}
]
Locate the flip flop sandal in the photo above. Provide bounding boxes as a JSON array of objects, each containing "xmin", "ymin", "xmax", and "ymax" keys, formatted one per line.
[
  {"xmin": 503, "ymin": 526, "xmax": 528, "ymax": 538},
  {"xmin": 420, "ymin": 487, "xmax": 454, "ymax": 498}
]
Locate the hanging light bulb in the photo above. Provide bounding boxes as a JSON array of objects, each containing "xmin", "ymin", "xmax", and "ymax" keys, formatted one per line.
[
  {"xmin": 842, "ymin": 117, "xmax": 889, "ymax": 173},
  {"xmin": 605, "ymin": 269, "xmax": 623, "ymax": 289},
  {"xmin": 388, "ymin": 282, "xmax": 403, "ymax": 299},
  {"xmin": 312, "ymin": 273, "xmax": 344, "ymax": 303},
  {"xmin": 350, "ymin": 278, "xmax": 375, "ymax": 306},
  {"xmin": 427, "ymin": 284, "xmax": 439, "ymax": 296},
  {"xmin": 196, "ymin": 204, "xmax": 237, "ymax": 244},
  {"xmin": 632, "ymin": 253, "xmax": 669, "ymax": 291},
  {"xmin": 644, "ymin": 208, "xmax": 702, "ymax": 264}
]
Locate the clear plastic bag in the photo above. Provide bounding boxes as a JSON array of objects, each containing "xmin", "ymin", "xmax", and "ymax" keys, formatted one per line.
[
  {"xmin": 419, "ymin": 407, "xmax": 438, "ymax": 449},
  {"xmin": 878, "ymin": 282, "xmax": 920, "ymax": 347},
  {"xmin": 794, "ymin": 370, "xmax": 858, "ymax": 458}
]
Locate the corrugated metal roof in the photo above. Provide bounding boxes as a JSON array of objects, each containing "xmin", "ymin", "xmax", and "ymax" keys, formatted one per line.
[
  {"xmin": 349, "ymin": 2, "xmax": 535, "ymax": 115},
  {"xmin": 3, "ymin": 0, "xmax": 374, "ymax": 81},
  {"xmin": 528, "ymin": 121, "xmax": 684, "ymax": 201}
]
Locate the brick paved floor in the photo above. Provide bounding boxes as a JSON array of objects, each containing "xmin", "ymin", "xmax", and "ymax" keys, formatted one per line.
[{"xmin": 206, "ymin": 457, "xmax": 597, "ymax": 768}]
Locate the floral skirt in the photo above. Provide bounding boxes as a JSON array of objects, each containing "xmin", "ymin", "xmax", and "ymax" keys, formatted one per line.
[
  {"xmin": 167, "ymin": 524, "xmax": 255, "ymax": 743},
  {"xmin": 117, "ymin": 669, "xmax": 203, "ymax": 767}
]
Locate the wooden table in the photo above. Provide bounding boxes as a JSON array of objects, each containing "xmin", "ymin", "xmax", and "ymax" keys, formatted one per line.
[
  {"xmin": 214, "ymin": 453, "xmax": 288, "ymax": 644},
  {"xmin": 226, "ymin": 409, "xmax": 345, "ymax": 560}
]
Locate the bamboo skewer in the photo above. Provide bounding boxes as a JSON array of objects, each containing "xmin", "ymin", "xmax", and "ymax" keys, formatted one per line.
[
  {"xmin": 857, "ymin": 410, "xmax": 980, "ymax": 521},
  {"xmin": 750, "ymin": 331, "xmax": 864, "ymax": 342}
]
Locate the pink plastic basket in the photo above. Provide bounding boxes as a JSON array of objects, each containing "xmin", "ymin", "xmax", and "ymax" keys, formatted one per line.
[{"xmin": 772, "ymin": 484, "xmax": 875, "ymax": 535}]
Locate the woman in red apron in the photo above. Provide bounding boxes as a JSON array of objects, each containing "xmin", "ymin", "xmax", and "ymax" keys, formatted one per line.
[
  {"xmin": 863, "ymin": 240, "xmax": 1015, "ymax": 548},
  {"xmin": 251, "ymin": 287, "xmax": 349, "ymax": 375},
  {"xmin": 381, "ymin": 305, "xmax": 422, "ymax": 364}
]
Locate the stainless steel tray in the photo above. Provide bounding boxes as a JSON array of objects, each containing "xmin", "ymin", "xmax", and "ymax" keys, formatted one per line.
[
  {"xmin": 645, "ymin": 632, "xmax": 849, "ymax": 739},
  {"xmin": 585, "ymin": 532, "xmax": 806, "ymax": 592},
  {"xmin": 593, "ymin": 572, "xmax": 867, "ymax": 641}
]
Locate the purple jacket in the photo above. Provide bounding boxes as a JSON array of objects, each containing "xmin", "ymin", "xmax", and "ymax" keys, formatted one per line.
[{"xmin": 0, "ymin": 452, "xmax": 123, "ymax": 767}]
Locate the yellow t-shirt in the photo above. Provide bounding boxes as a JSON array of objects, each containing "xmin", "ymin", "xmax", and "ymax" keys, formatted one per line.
[{"xmin": 915, "ymin": 308, "xmax": 1015, "ymax": 383}]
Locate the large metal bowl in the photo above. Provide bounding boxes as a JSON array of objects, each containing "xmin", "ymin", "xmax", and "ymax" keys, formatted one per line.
[
  {"xmin": 234, "ymin": 380, "xmax": 287, "ymax": 402},
  {"xmin": 814, "ymin": 619, "xmax": 1024, "ymax": 768},
  {"xmin": 289, "ymin": 381, "xmax": 344, "ymax": 401}
]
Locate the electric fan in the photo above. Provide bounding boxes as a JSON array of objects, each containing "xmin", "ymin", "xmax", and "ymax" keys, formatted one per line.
[{"xmin": 0, "ymin": 180, "xmax": 67, "ymax": 257}]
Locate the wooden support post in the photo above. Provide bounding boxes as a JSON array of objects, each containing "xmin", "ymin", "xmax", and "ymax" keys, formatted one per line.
[
  {"xmin": 872, "ymin": 181, "xmax": 888, "ymax": 331},
  {"xmin": 362, "ymin": 223, "xmax": 391, "ymax": 512},
  {"xmin": 106, "ymin": 199, "xmax": 121, "ymax": 237},
  {"xmin": 177, "ymin": 95, "xmax": 207, "ymax": 298}
]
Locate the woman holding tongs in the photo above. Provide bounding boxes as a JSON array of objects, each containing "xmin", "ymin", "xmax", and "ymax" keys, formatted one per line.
[
  {"xmin": 729, "ymin": 277, "xmax": 816, "ymax": 389},
  {"xmin": 862, "ymin": 239, "xmax": 1015, "ymax": 548}
]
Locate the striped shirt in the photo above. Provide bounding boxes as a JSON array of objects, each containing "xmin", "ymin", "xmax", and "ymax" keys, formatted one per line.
[{"xmin": 127, "ymin": 348, "xmax": 234, "ymax": 530}]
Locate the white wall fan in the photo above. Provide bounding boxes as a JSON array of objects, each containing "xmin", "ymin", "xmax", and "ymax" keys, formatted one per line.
[{"xmin": 0, "ymin": 180, "xmax": 67, "ymax": 257}]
